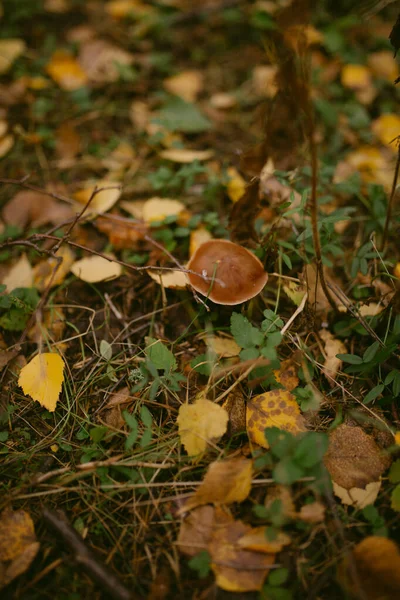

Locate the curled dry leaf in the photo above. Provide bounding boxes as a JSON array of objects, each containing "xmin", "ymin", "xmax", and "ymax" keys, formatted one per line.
[
  {"xmin": 338, "ymin": 536, "xmax": 400, "ymax": 600},
  {"xmin": 159, "ymin": 148, "xmax": 214, "ymax": 163},
  {"xmin": 208, "ymin": 509, "xmax": 275, "ymax": 592},
  {"xmin": 46, "ymin": 50, "xmax": 88, "ymax": 90},
  {"xmin": 18, "ymin": 353, "xmax": 65, "ymax": 412},
  {"xmin": 182, "ymin": 457, "xmax": 252, "ymax": 513},
  {"xmin": 71, "ymin": 255, "xmax": 122, "ymax": 283},
  {"xmin": 142, "ymin": 197, "xmax": 185, "ymax": 223},
  {"xmin": 163, "ymin": 70, "xmax": 203, "ymax": 102},
  {"xmin": 147, "ymin": 269, "xmax": 188, "ymax": 290},
  {"xmin": 332, "ymin": 480, "xmax": 382, "ymax": 509},
  {"xmin": 324, "ymin": 424, "xmax": 391, "ymax": 490},
  {"xmin": 33, "ymin": 246, "xmax": 75, "ymax": 292},
  {"xmin": 2, "ymin": 190, "xmax": 74, "ymax": 229},
  {"xmin": 73, "ymin": 181, "xmax": 121, "ymax": 215},
  {"xmin": 319, "ymin": 329, "xmax": 347, "ymax": 383},
  {"xmin": 246, "ymin": 389, "xmax": 306, "ymax": 449},
  {"xmin": 2, "ymin": 254, "xmax": 33, "ymax": 292},
  {"xmin": 177, "ymin": 397, "xmax": 228, "ymax": 457},
  {"xmin": 0, "ymin": 508, "xmax": 40, "ymax": 590},
  {"xmin": 177, "ymin": 505, "xmax": 215, "ymax": 557}
]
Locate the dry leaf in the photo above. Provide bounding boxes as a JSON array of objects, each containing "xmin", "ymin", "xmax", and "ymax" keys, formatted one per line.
[
  {"xmin": 147, "ymin": 269, "xmax": 188, "ymax": 289},
  {"xmin": 177, "ymin": 398, "xmax": 228, "ymax": 456},
  {"xmin": 177, "ymin": 505, "xmax": 215, "ymax": 557},
  {"xmin": 0, "ymin": 508, "xmax": 39, "ymax": 590},
  {"xmin": 237, "ymin": 527, "xmax": 291, "ymax": 553},
  {"xmin": 324, "ymin": 424, "xmax": 391, "ymax": 490},
  {"xmin": 333, "ymin": 480, "xmax": 381, "ymax": 509},
  {"xmin": 282, "ymin": 280, "xmax": 307, "ymax": 306},
  {"xmin": 95, "ymin": 215, "xmax": 148, "ymax": 250},
  {"xmin": 142, "ymin": 197, "xmax": 185, "ymax": 223},
  {"xmin": 0, "ymin": 134, "xmax": 14, "ymax": 158},
  {"xmin": 46, "ymin": 50, "xmax": 88, "ymax": 90},
  {"xmin": 189, "ymin": 226, "xmax": 212, "ymax": 257},
  {"xmin": 372, "ymin": 114, "xmax": 400, "ymax": 149},
  {"xmin": 73, "ymin": 181, "xmax": 121, "ymax": 215},
  {"xmin": 222, "ymin": 390, "xmax": 246, "ymax": 435},
  {"xmin": 28, "ymin": 306, "xmax": 66, "ymax": 345},
  {"xmin": 163, "ymin": 70, "xmax": 203, "ymax": 102},
  {"xmin": 345, "ymin": 146, "xmax": 393, "ymax": 190},
  {"xmin": 183, "ymin": 457, "xmax": 252, "ymax": 512},
  {"xmin": 105, "ymin": 0, "xmax": 149, "ymax": 19},
  {"xmin": 159, "ymin": 148, "xmax": 214, "ymax": 163},
  {"xmin": 358, "ymin": 302, "xmax": 385, "ymax": 317},
  {"xmin": 206, "ymin": 335, "xmax": 240, "ymax": 358},
  {"xmin": 18, "ymin": 353, "xmax": 65, "ymax": 412},
  {"xmin": 78, "ymin": 39, "xmax": 134, "ymax": 84},
  {"xmin": 120, "ymin": 200, "xmax": 146, "ymax": 220},
  {"xmin": 297, "ymin": 501, "xmax": 326, "ymax": 523},
  {"xmin": 252, "ymin": 65, "xmax": 278, "ymax": 97},
  {"xmin": 55, "ymin": 122, "xmax": 81, "ymax": 162},
  {"xmin": 2, "ymin": 254, "xmax": 33, "ymax": 292},
  {"xmin": 226, "ymin": 167, "xmax": 246, "ymax": 203},
  {"xmin": 247, "ymin": 389, "xmax": 306, "ymax": 449},
  {"xmin": 33, "ymin": 246, "xmax": 75, "ymax": 292},
  {"xmin": 2, "ymin": 190, "xmax": 74, "ymax": 229},
  {"xmin": 210, "ymin": 93, "xmax": 237, "ymax": 109},
  {"xmin": 319, "ymin": 329, "xmax": 347, "ymax": 382},
  {"xmin": 273, "ymin": 359, "xmax": 299, "ymax": 392},
  {"xmin": 341, "ymin": 64, "xmax": 372, "ymax": 90},
  {"xmin": 208, "ymin": 509, "xmax": 275, "ymax": 592},
  {"xmin": 368, "ymin": 50, "xmax": 399, "ymax": 82},
  {"xmin": 0, "ymin": 39, "xmax": 26, "ymax": 74},
  {"xmin": 338, "ymin": 536, "xmax": 400, "ymax": 600},
  {"xmin": 264, "ymin": 485, "xmax": 296, "ymax": 519},
  {"xmin": 71, "ymin": 255, "xmax": 122, "ymax": 283}
]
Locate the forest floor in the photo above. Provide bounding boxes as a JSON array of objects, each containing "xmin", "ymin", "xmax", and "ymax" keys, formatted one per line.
[{"xmin": 1, "ymin": 1, "xmax": 400, "ymax": 599}]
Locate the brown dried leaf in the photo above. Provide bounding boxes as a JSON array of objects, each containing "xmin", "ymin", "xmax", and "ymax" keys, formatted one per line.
[
  {"xmin": 297, "ymin": 501, "xmax": 326, "ymax": 523},
  {"xmin": 177, "ymin": 505, "xmax": 215, "ymax": 557},
  {"xmin": 324, "ymin": 424, "xmax": 391, "ymax": 490},
  {"xmin": 237, "ymin": 527, "xmax": 291, "ymax": 553},
  {"xmin": 55, "ymin": 122, "xmax": 81, "ymax": 162},
  {"xmin": 78, "ymin": 39, "xmax": 134, "ymax": 84},
  {"xmin": 33, "ymin": 246, "xmax": 75, "ymax": 292},
  {"xmin": 319, "ymin": 329, "xmax": 347, "ymax": 383},
  {"xmin": 222, "ymin": 390, "xmax": 246, "ymax": 435},
  {"xmin": 163, "ymin": 70, "xmax": 203, "ymax": 102},
  {"xmin": 2, "ymin": 254, "xmax": 33, "ymax": 292},
  {"xmin": 2, "ymin": 191, "xmax": 74, "ymax": 229},
  {"xmin": 333, "ymin": 480, "xmax": 381, "ymax": 509},
  {"xmin": 0, "ymin": 508, "xmax": 39, "ymax": 590},
  {"xmin": 273, "ymin": 359, "xmax": 299, "ymax": 392}
]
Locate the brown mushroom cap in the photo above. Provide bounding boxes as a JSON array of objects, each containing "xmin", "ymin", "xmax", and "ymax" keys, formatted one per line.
[{"xmin": 187, "ymin": 239, "xmax": 268, "ymax": 305}]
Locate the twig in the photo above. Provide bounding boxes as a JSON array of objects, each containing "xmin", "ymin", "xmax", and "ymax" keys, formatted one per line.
[
  {"xmin": 42, "ymin": 509, "xmax": 133, "ymax": 600},
  {"xmin": 382, "ymin": 139, "xmax": 400, "ymax": 250},
  {"xmin": 281, "ymin": 292, "xmax": 308, "ymax": 335}
]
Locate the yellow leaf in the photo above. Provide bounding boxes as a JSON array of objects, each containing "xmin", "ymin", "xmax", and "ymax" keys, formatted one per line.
[
  {"xmin": 0, "ymin": 39, "xmax": 26, "ymax": 75},
  {"xmin": 183, "ymin": 457, "xmax": 253, "ymax": 512},
  {"xmin": 273, "ymin": 359, "xmax": 299, "ymax": 392},
  {"xmin": 226, "ymin": 167, "xmax": 246, "ymax": 203},
  {"xmin": 163, "ymin": 70, "xmax": 203, "ymax": 102},
  {"xmin": 18, "ymin": 353, "xmax": 65, "ymax": 412},
  {"xmin": 0, "ymin": 508, "xmax": 40, "ymax": 590},
  {"xmin": 73, "ymin": 181, "xmax": 121, "ymax": 215},
  {"xmin": 341, "ymin": 64, "xmax": 371, "ymax": 89},
  {"xmin": 2, "ymin": 253, "xmax": 33, "ymax": 292},
  {"xmin": 395, "ymin": 431, "xmax": 400, "ymax": 445},
  {"xmin": 105, "ymin": 0, "xmax": 148, "ymax": 19},
  {"xmin": 46, "ymin": 50, "xmax": 88, "ymax": 90},
  {"xmin": 33, "ymin": 246, "xmax": 75, "ymax": 292},
  {"xmin": 395, "ymin": 263, "xmax": 400, "ymax": 279},
  {"xmin": 368, "ymin": 50, "xmax": 399, "ymax": 82},
  {"xmin": 147, "ymin": 268, "xmax": 188, "ymax": 289},
  {"xmin": 206, "ymin": 335, "xmax": 241, "ymax": 358},
  {"xmin": 237, "ymin": 527, "xmax": 291, "ymax": 553},
  {"xmin": 71, "ymin": 255, "xmax": 122, "ymax": 283},
  {"xmin": 159, "ymin": 148, "xmax": 214, "ymax": 163},
  {"xmin": 142, "ymin": 197, "xmax": 185, "ymax": 223},
  {"xmin": 177, "ymin": 398, "xmax": 228, "ymax": 456},
  {"xmin": 333, "ymin": 480, "xmax": 381, "ymax": 509},
  {"xmin": 0, "ymin": 134, "xmax": 14, "ymax": 158},
  {"xmin": 177, "ymin": 505, "xmax": 215, "ymax": 557},
  {"xmin": 246, "ymin": 389, "xmax": 306, "ymax": 448},
  {"xmin": 282, "ymin": 280, "xmax": 307, "ymax": 306},
  {"xmin": 189, "ymin": 226, "xmax": 212, "ymax": 257},
  {"xmin": 358, "ymin": 302, "xmax": 384, "ymax": 317},
  {"xmin": 372, "ymin": 114, "xmax": 400, "ymax": 149}
]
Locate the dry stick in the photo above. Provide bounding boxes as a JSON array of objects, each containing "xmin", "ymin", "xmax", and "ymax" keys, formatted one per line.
[
  {"xmin": 382, "ymin": 140, "xmax": 400, "ymax": 251},
  {"xmin": 42, "ymin": 509, "xmax": 134, "ymax": 600}
]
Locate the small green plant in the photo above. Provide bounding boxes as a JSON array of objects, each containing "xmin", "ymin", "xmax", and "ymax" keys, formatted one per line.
[
  {"xmin": 389, "ymin": 459, "xmax": 400, "ymax": 511},
  {"xmin": 123, "ymin": 405, "xmax": 153, "ymax": 451},
  {"xmin": 261, "ymin": 567, "xmax": 292, "ymax": 600},
  {"xmin": 188, "ymin": 550, "xmax": 211, "ymax": 579},
  {"xmin": 362, "ymin": 505, "xmax": 388, "ymax": 537},
  {"xmin": 230, "ymin": 310, "xmax": 283, "ymax": 362},
  {"xmin": 0, "ymin": 285, "xmax": 39, "ymax": 331},
  {"xmin": 148, "ymin": 161, "xmax": 208, "ymax": 193}
]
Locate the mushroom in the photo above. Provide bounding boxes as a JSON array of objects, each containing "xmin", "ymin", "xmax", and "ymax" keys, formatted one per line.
[{"xmin": 187, "ymin": 239, "xmax": 268, "ymax": 305}]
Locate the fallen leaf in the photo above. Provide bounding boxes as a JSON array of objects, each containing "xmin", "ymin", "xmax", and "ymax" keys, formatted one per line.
[
  {"xmin": 345, "ymin": 146, "xmax": 392, "ymax": 189},
  {"xmin": 206, "ymin": 335, "xmax": 240, "ymax": 358},
  {"xmin": 252, "ymin": 65, "xmax": 278, "ymax": 97},
  {"xmin": 120, "ymin": 200, "xmax": 146, "ymax": 220},
  {"xmin": 264, "ymin": 485, "xmax": 296, "ymax": 519},
  {"xmin": 226, "ymin": 167, "xmax": 246, "ymax": 203},
  {"xmin": 0, "ymin": 39, "xmax": 26, "ymax": 74},
  {"xmin": 208, "ymin": 509, "xmax": 275, "ymax": 592},
  {"xmin": 368, "ymin": 50, "xmax": 399, "ymax": 82},
  {"xmin": 297, "ymin": 501, "xmax": 326, "ymax": 523},
  {"xmin": 105, "ymin": 0, "xmax": 149, "ymax": 19},
  {"xmin": 183, "ymin": 457, "xmax": 252, "ymax": 515},
  {"xmin": 0, "ymin": 134, "xmax": 14, "ymax": 158},
  {"xmin": 95, "ymin": 215, "xmax": 148, "ymax": 250},
  {"xmin": 333, "ymin": 480, "xmax": 381, "ymax": 509},
  {"xmin": 338, "ymin": 536, "xmax": 400, "ymax": 600},
  {"xmin": 282, "ymin": 280, "xmax": 307, "ymax": 306},
  {"xmin": 222, "ymin": 391, "xmax": 246, "ymax": 435},
  {"xmin": 78, "ymin": 39, "xmax": 134, "ymax": 83},
  {"xmin": 55, "ymin": 122, "xmax": 81, "ymax": 162},
  {"xmin": 129, "ymin": 100, "xmax": 149, "ymax": 132},
  {"xmin": 33, "ymin": 246, "xmax": 75, "ymax": 292},
  {"xmin": 2, "ymin": 254, "xmax": 33, "ymax": 292},
  {"xmin": 319, "ymin": 329, "xmax": 347, "ymax": 382},
  {"xmin": 341, "ymin": 64, "xmax": 372, "ymax": 90},
  {"xmin": 189, "ymin": 226, "xmax": 212, "ymax": 257},
  {"xmin": 210, "ymin": 93, "xmax": 237, "ymax": 109},
  {"xmin": 159, "ymin": 148, "xmax": 214, "ymax": 163},
  {"xmin": 324, "ymin": 424, "xmax": 391, "ymax": 490},
  {"xmin": 358, "ymin": 302, "xmax": 385, "ymax": 317},
  {"xmin": 70, "ymin": 255, "xmax": 122, "ymax": 283},
  {"xmin": 163, "ymin": 70, "xmax": 203, "ymax": 102},
  {"xmin": 18, "ymin": 353, "xmax": 65, "ymax": 412},
  {"xmin": 273, "ymin": 359, "xmax": 299, "ymax": 392},
  {"xmin": 73, "ymin": 181, "xmax": 121, "ymax": 215},
  {"xmin": 28, "ymin": 306, "xmax": 66, "ymax": 345},
  {"xmin": 142, "ymin": 197, "xmax": 185, "ymax": 223},
  {"xmin": 237, "ymin": 527, "xmax": 291, "ymax": 553},
  {"xmin": 177, "ymin": 398, "xmax": 228, "ymax": 456},
  {"xmin": 147, "ymin": 269, "xmax": 188, "ymax": 289},
  {"xmin": 2, "ymin": 190, "xmax": 74, "ymax": 229},
  {"xmin": 0, "ymin": 508, "xmax": 40, "ymax": 590},
  {"xmin": 46, "ymin": 50, "xmax": 88, "ymax": 90},
  {"xmin": 247, "ymin": 389, "xmax": 306, "ymax": 449},
  {"xmin": 372, "ymin": 113, "xmax": 400, "ymax": 149},
  {"xmin": 177, "ymin": 505, "xmax": 215, "ymax": 557}
]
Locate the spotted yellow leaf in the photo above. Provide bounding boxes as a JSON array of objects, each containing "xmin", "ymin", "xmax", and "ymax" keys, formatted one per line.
[
  {"xmin": 18, "ymin": 353, "xmax": 65, "ymax": 412},
  {"xmin": 246, "ymin": 389, "xmax": 306, "ymax": 448}
]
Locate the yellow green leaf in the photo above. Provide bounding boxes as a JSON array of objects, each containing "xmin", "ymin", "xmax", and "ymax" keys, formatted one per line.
[
  {"xmin": 18, "ymin": 353, "xmax": 65, "ymax": 412},
  {"xmin": 177, "ymin": 398, "xmax": 228, "ymax": 456}
]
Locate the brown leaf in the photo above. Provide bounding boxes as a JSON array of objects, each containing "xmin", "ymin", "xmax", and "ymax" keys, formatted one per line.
[
  {"xmin": 273, "ymin": 359, "xmax": 299, "ymax": 392},
  {"xmin": 338, "ymin": 536, "xmax": 400, "ymax": 600},
  {"xmin": 319, "ymin": 329, "xmax": 347, "ymax": 383},
  {"xmin": 2, "ymin": 191, "xmax": 74, "ymax": 229},
  {"xmin": 324, "ymin": 424, "xmax": 391, "ymax": 490},
  {"xmin": 0, "ymin": 508, "xmax": 39, "ymax": 590},
  {"xmin": 297, "ymin": 501, "xmax": 325, "ymax": 523},
  {"xmin": 208, "ymin": 509, "xmax": 275, "ymax": 592},
  {"xmin": 55, "ymin": 122, "xmax": 81, "ymax": 162},
  {"xmin": 237, "ymin": 527, "xmax": 291, "ymax": 553},
  {"xmin": 78, "ymin": 39, "xmax": 134, "ymax": 84},
  {"xmin": 177, "ymin": 505, "xmax": 215, "ymax": 557},
  {"xmin": 222, "ymin": 390, "xmax": 246, "ymax": 435},
  {"xmin": 182, "ymin": 457, "xmax": 252, "ymax": 513}
]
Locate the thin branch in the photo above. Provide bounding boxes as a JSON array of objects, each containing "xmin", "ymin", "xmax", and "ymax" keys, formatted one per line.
[{"xmin": 382, "ymin": 139, "xmax": 400, "ymax": 250}]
